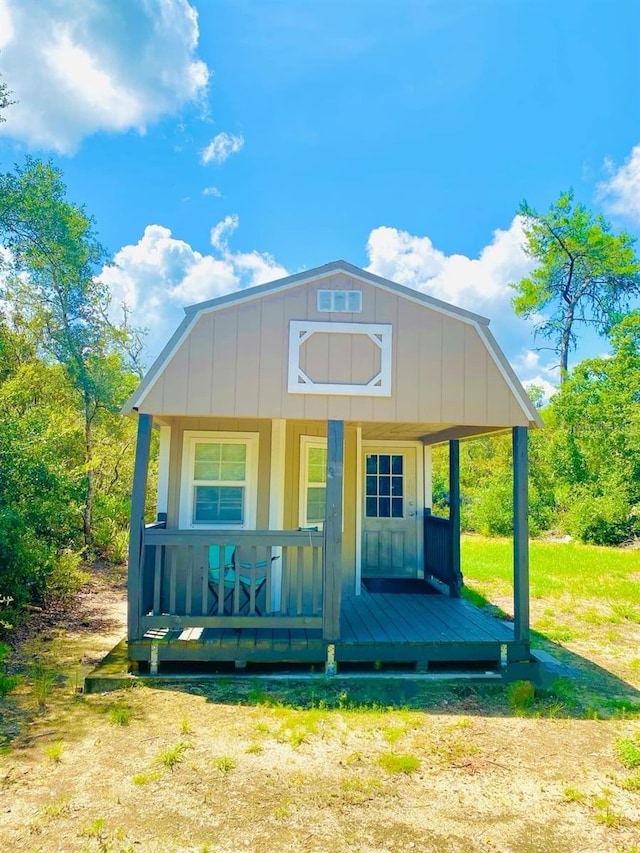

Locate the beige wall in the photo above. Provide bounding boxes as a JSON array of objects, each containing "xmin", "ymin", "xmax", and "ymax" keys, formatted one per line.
[
  {"xmin": 139, "ymin": 272, "xmax": 530, "ymax": 428},
  {"xmin": 164, "ymin": 416, "xmax": 359, "ymax": 589},
  {"xmin": 165, "ymin": 417, "xmax": 272, "ymax": 530}
]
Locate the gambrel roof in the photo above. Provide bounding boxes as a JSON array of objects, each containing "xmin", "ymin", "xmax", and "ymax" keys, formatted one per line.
[{"xmin": 123, "ymin": 260, "xmax": 542, "ymax": 434}]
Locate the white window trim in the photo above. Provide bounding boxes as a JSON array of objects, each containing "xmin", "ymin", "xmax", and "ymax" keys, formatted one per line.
[
  {"xmin": 288, "ymin": 320, "xmax": 392, "ymax": 396},
  {"xmin": 179, "ymin": 431, "xmax": 259, "ymax": 530},
  {"xmin": 299, "ymin": 436, "xmax": 327, "ymax": 530},
  {"xmin": 155, "ymin": 425, "xmax": 171, "ymax": 518}
]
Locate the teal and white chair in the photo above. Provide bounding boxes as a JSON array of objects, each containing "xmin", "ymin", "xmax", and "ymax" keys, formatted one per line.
[
  {"xmin": 207, "ymin": 545, "xmax": 236, "ymax": 615},
  {"xmin": 208, "ymin": 545, "xmax": 279, "ymax": 615}
]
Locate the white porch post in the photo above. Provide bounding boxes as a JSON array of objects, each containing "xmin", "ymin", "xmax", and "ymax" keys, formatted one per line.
[
  {"xmin": 155, "ymin": 425, "xmax": 171, "ymax": 520},
  {"xmin": 269, "ymin": 419, "xmax": 286, "ymax": 610}
]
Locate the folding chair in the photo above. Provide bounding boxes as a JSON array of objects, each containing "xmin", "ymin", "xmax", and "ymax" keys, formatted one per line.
[
  {"xmin": 234, "ymin": 552, "xmax": 281, "ymax": 616},
  {"xmin": 208, "ymin": 545, "xmax": 236, "ymax": 615}
]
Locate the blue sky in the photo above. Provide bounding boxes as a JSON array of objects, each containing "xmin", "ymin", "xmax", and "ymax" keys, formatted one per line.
[{"xmin": 1, "ymin": 0, "xmax": 639, "ymax": 396}]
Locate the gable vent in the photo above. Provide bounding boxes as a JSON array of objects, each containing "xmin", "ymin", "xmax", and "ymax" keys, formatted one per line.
[{"xmin": 317, "ymin": 289, "xmax": 362, "ymax": 313}]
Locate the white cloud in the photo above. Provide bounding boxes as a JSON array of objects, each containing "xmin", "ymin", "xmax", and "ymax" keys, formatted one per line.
[
  {"xmin": 364, "ymin": 217, "xmax": 571, "ymax": 385},
  {"xmin": 596, "ymin": 144, "xmax": 640, "ymax": 224},
  {"xmin": 0, "ymin": 0, "xmax": 209, "ymax": 153},
  {"xmin": 512, "ymin": 349, "xmax": 559, "ymax": 401},
  {"xmin": 100, "ymin": 218, "xmax": 288, "ymax": 365},
  {"xmin": 203, "ymin": 186, "xmax": 222, "ymax": 197},
  {"xmin": 201, "ymin": 132, "xmax": 244, "ymax": 165},
  {"xmin": 366, "ymin": 216, "xmax": 535, "ymax": 316}
]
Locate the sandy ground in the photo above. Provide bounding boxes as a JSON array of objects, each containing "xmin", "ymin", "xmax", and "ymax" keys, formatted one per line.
[{"xmin": 1, "ymin": 564, "xmax": 639, "ymax": 853}]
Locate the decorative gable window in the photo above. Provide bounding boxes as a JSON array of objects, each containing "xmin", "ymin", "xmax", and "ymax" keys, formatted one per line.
[
  {"xmin": 288, "ymin": 320, "xmax": 392, "ymax": 396},
  {"xmin": 179, "ymin": 432, "xmax": 258, "ymax": 529},
  {"xmin": 317, "ymin": 290, "xmax": 362, "ymax": 313}
]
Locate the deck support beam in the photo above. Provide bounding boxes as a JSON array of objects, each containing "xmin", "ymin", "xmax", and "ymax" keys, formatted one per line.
[
  {"xmin": 128, "ymin": 413, "xmax": 153, "ymax": 643},
  {"xmin": 448, "ymin": 439, "xmax": 462, "ymax": 596},
  {"xmin": 512, "ymin": 426, "xmax": 530, "ymax": 657},
  {"xmin": 323, "ymin": 420, "xmax": 344, "ymax": 641}
]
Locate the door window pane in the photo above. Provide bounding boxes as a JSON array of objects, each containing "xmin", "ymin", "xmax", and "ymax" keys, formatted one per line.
[{"xmin": 365, "ymin": 454, "xmax": 404, "ymax": 518}]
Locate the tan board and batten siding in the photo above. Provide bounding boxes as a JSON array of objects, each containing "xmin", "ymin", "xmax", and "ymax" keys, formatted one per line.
[
  {"xmin": 160, "ymin": 415, "xmax": 360, "ymax": 589},
  {"xmin": 137, "ymin": 272, "xmax": 531, "ymax": 427}
]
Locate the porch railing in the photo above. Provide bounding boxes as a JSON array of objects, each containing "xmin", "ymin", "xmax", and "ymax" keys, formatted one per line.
[
  {"xmin": 424, "ymin": 512, "xmax": 461, "ymax": 595},
  {"xmin": 137, "ymin": 528, "xmax": 324, "ymax": 633}
]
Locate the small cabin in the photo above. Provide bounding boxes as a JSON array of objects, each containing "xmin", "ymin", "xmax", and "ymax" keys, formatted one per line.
[{"xmin": 124, "ymin": 260, "xmax": 541, "ymax": 675}]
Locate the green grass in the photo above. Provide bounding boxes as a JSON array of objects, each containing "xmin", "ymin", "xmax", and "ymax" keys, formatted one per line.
[
  {"xmin": 154, "ymin": 741, "xmax": 191, "ymax": 770},
  {"xmin": 212, "ymin": 755, "xmax": 236, "ymax": 774},
  {"xmin": 109, "ymin": 704, "xmax": 132, "ymax": 726},
  {"xmin": 615, "ymin": 733, "xmax": 640, "ymax": 769},
  {"xmin": 45, "ymin": 741, "xmax": 64, "ymax": 763},
  {"xmin": 461, "ymin": 536, "xmax": 639, "ymax": 603},
  {"xmin": 377, "ymin": 752, "xmax": 421, "ymax": 775}
]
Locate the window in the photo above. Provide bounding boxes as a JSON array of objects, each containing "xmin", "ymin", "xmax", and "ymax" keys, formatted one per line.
[
  {"xmin": 317, "ymin": 289, "xmax": 362, "ymax": 313},
  {"xmin": 365, "ymin": 453, "xmax": 404, "ymax": 518},
  {"xmin": 180, "ymin": 432, "xmax": 258, "ymax": 529},
  {"xmin": 299, "ymin": 437, "xmax": 327, "ymax": 528}
]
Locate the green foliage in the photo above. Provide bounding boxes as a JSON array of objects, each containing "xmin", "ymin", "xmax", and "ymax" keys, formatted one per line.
[
  {"xmin": 507, "ymin": 680, "xmax": 536, "ymax": 713},
  {"xmin": 615, "ymin": 733, "xmax": 640, "ymax": 769},
  {"xmin": 213, "ymin": 755, "xmax": 236, "ymax": 774},
  {"xmin": 432, "ymin": 431, "xmax": 556, "ymax": 538},
  {"xmin": 109, "ymin": 704, "xmax": 133, "ymax": 727},
  {"xmin": 30, "ymin": 660, "xmax": 58, "ymax": 710},
  {"xmin": 512, "ymin": 190, "xmax": 640, "ymax": 378},
  {"xmin": 0, "ymin": 73, "xmax": 14, "ymax": 122},
  {"xmin": 44, "ymin": 550, "xmax": 90, "ymax": 606},
  {"xmin": 377, "ymin": 752, "xmax": 421, "ymax": 775},
  {"xmin": 431, "ymin": 312, "xmax": 640, "ymax": 546},
  {"xmin": 0, "ymin": 642, "xmax": 20, "ymax": 698},
  {"xmin": 45, "ymin": 741, "xmax": 64, "ymax": 763},
  {"xmin": 0, "ymin": 159, "xmax": 144, "ymax": 550},
  {"xmin": 0, "ymin": 160, "xmax": 148, "ymax": 625},
  {"xmin": 548, "ymin": 312, "xmax": 640, "ymax": 544},
  {"xmin": 155, "ymin": 741, "xmax": 191, "ymax": 770}
]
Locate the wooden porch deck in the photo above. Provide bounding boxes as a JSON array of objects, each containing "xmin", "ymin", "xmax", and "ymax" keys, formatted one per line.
[{"xmin": 129, "ymin": 588, "xmax": 514, "ymax": 669}]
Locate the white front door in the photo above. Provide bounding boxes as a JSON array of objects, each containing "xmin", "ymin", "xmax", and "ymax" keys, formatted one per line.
[{"xmin": 361, "ymin": 445, "xmax": 421, "ymax": 577}]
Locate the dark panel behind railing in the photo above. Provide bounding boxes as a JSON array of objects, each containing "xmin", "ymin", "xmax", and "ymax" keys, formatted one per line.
[{"xmin": 424, "ymin": 512, "xmax": 456, "ymax": 591}]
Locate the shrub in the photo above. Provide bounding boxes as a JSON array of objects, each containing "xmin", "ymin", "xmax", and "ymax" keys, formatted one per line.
[
  {"xmin": 43, "ymin": 550, "xmax": 89, "ymax": 606},
  {"xmin": 565, "ymin": 490, "xmax": 637, "ymax": 546},
  {"xmin": 0, "ymin": 641, "xmax": 20, "ymax": 698},
  {"xmin": 507, "ymin": 680, "xmax": 536, "ymax": 713}
]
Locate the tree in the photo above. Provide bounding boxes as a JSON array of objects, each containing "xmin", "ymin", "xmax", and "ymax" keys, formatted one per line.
[
  {"xmin": 0, "ymin": 159, "xmax": 139, "ymax": 547},
  {"xmin": 546, "ymin": 312, "xmax": 640, "ymax": 544},
  {"xmin": 0, "ymin": 73, "xmax": 14, "ymax": 122},
  {"xmin": 512, "ymin": 191, "xmax": 640, "ymax": 381}
]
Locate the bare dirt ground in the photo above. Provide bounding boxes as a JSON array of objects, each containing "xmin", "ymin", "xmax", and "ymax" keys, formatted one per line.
[{"xmin": 1, "ymin": 564, "xmax": 639, "ymax": 853}]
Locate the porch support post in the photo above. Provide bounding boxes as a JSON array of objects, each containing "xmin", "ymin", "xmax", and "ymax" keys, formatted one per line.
[
  {"xmin": 323, "ymin": 420, "xmax": 344, "ymax": 642},
  {"xmin": 128, "ymin": 413, "xmax": 153, "ymax": 644},
  {"xmin": 512, "ymin": 426, "xmax": 530, "ymax": 657},
  {"xmin": 448, "ymin": 439, "xmax": 462, "ymax": 597}
]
